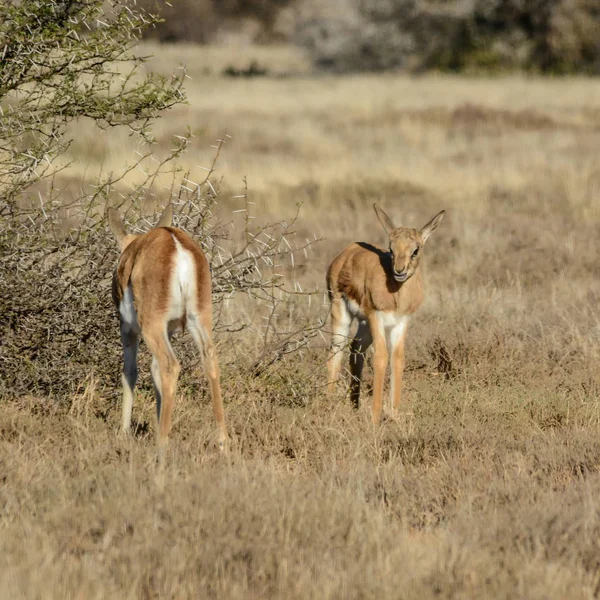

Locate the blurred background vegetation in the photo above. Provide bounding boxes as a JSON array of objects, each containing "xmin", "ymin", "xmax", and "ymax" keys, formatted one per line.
[{"xmin": 139, "ymin": 0, "xmax": 600, "ymax": 74}]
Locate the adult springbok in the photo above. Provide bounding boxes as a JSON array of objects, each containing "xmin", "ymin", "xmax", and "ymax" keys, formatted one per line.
[
  {"xmin": 326, "ymin": 204, "xmax": 444, "ymax": 425},
  {"xmin": 107, "ymin": 203, "xmax": 227, "ymax": 454}
]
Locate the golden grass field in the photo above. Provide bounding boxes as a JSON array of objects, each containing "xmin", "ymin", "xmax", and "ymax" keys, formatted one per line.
[{"xmin": 4, "ymin": 42, "xmax": 600, "ymax": 598}]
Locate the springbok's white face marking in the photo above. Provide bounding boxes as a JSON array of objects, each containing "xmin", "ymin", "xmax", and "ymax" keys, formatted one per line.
[
  {"xmin": 107, "ymin": 204, "xmax": 228, "ymax": 457},
  {"xmin": 387, "ymin": 228, "xmax": 422, "ymax": 282},
  {"xmin": 326, "ymin": 203, "xmax": 444, "ymax": 425}
]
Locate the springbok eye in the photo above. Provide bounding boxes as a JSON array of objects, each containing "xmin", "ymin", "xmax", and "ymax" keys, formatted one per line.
[{"xmin": 411, "ymin": 247, "xmax": 420, "ymax": 259}]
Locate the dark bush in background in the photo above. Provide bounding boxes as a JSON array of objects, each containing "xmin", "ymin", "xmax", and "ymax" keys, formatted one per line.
[
  {"xmin": 295, "ymin": 0, "xmax": 600, "ymax": 73},
  {"xmin": 133, "ymin": 0, "xmax": 600, "ymax": 73},
  {"xmin": 137, "ymin": 0, "xmax": 294, "ymax": 44}
]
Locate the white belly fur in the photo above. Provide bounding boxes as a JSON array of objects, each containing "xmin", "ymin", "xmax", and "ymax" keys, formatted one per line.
[
  {"xmin": 344, "ymin": 296, "xmax": 365, "ymax": 320},
  {"xmin": 343, "ymin": 295, "xmax": 409, "ymax": 348}
]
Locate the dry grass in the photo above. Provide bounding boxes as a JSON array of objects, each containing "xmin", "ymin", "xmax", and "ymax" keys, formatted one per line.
[
  {"xmin": 66, "ymin": 43, "xmax": 600, "ymax": 218},
  {"xmin": 4, "ymin": 370, "xmax": 600, "ymax": 598},
  {"xmin": 4, "ymin": 42, "xmax": 600, "ymax": 598}
]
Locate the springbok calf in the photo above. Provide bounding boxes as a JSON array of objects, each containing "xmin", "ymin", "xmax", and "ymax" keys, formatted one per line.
[
  {"xmin": 107, "ymin": 204, "xmax": 227, "ymax": 453},
  {"xmin": 326, "ymin": 204, "xmax": 444, "ymax": 425}
]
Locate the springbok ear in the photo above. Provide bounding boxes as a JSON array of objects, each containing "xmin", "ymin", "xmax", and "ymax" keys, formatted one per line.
[
  {"xmin": 107, "ymin": 207, "xmax": 127, "ymax": 244},
  {"xmin": 373, "ymin": 203, "xmax": 396, "ymax": 236},
  {"xmin": 155, "ymin": 203, "xmax": 173, "ymax": 229},
  {"xmin": 420, "ymin": 210, "xmax": 445, "ymax": 243}
]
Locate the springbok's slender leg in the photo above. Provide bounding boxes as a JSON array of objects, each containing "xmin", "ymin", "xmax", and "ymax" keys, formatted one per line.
[
  {"xmin": 327, "ymin": 298, "xmax": 351, "ymax": 392},
  {"xmin": 151, "ymin": 330, "xmax": 177, "ymax": 423},
  {"xmin": 120, "ymin": 328, "xmax": 139, "ymax": 433},
  {"xmin": 150, "ymin": 356, "xmax": 162, "ymax": 422},
  {"xmin": 349, "ymin": 320, "xmax": 372, "ymax": 409},
  {"xmin": 390, "ymin": 318, "xmax": 409, "ymax": 412},
  {"xmin": 143, "ymin": 325, "xmax": 180, "ymax": 451},
  {"xmin": 188, "ymin": 314, "xmax": 228, "ymax": 451},
  {"xmin": 368, "ymin": 313, "xmax": 388, "ymax": 426}
]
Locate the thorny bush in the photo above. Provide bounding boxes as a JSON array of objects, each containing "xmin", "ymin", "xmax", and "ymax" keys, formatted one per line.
[
  {"xmin": 0, "ymin": 135, "xmax": 323, "ymax": 400},
  {"xmin": 0, "ymin": 0, "xmax": 322, "ymax": 401}
]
